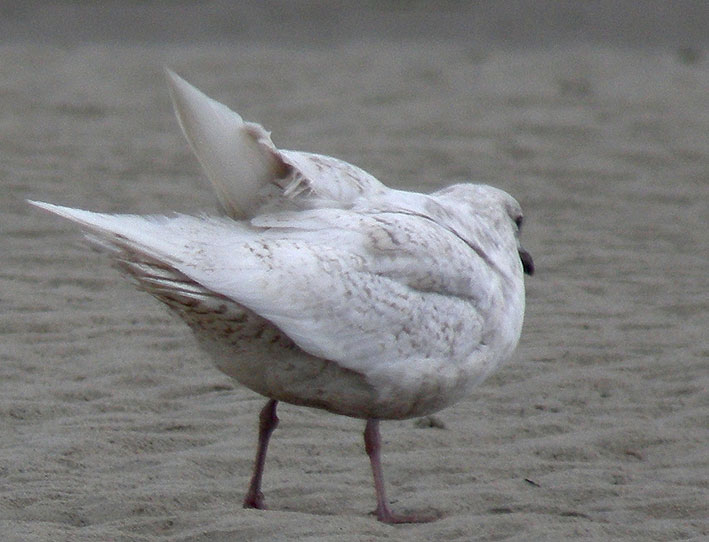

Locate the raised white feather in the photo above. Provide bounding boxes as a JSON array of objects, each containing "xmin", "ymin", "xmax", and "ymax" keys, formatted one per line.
[{"xmin": 165, "ymin": 69, "xmax": 386, "ymax": 218}]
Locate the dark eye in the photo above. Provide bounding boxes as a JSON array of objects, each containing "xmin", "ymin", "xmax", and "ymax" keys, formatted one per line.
[{"xmin": 514, "ymin": 215, "xmax": 524, "ymax": 230}]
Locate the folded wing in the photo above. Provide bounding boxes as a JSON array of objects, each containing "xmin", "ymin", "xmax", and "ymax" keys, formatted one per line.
[{"xmin": 28, "ymin": 201, "xmax": 485, "ymax": 382}]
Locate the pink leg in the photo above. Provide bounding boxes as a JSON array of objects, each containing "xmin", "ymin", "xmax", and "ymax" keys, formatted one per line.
[
  {"xmin": 364, "ymin": 419, "xmax": 439, "ymax": 524},
  {"xmin": 243, "ymin": 399, "xmax": 279, "ymax": 509}
]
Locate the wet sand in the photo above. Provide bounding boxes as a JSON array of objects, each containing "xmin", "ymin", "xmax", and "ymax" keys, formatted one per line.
[{"xmin": 1, "ymin": 8, "xmax": 708, "ymax": 541}]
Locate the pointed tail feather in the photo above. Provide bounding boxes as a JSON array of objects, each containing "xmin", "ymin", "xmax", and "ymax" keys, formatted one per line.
[
  {"xmin": 28, "ymin": 200, "xmax": 188, "ymax": 264},
  {"xmin": 28, "ymin": 200, "xmax": 240, "ymax": 319}
]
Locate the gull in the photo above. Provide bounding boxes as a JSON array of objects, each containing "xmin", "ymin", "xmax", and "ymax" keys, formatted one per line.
[{"xmin": 29, "ymin": 70, "xmax": 534, "ymax": 524}]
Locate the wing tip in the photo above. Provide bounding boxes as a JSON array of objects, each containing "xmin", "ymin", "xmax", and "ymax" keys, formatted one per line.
[{"xmin": 27, "ymin": 199, "xmax": 78, "ymax": 218}]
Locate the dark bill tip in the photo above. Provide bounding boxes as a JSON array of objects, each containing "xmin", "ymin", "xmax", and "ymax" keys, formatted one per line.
[{"xmin": 519, "ymin": 248, "xmax": 534, "ymax": 276}]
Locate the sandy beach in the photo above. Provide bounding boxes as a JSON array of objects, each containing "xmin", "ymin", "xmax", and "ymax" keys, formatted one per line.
[{"xmin": 2, "ymin": 3, "xmax": 708, "ymax": 541}]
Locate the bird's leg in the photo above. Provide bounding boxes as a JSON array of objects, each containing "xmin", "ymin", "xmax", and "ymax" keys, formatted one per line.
[
  {"xmin": 243, "ymin": 399, "xmax": 279, "ymax": 509},
  {"xmin": 363, "ymin": 419, "xmax": 439, "ymax": 524}
]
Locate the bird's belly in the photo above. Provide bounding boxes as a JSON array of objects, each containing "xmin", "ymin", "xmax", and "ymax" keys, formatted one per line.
[
  {"xmin": 164, "ymin": 297, "xmax": 470, "ymax": 420},
  {"xmin": 154, "ymin": 282, "xmax": 499, "ymax": 419}
]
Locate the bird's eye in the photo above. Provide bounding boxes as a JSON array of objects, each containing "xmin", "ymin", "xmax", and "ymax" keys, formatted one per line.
[{"xmin": 514, "ymin": 215, "xmax": 524, "ymax": 230}]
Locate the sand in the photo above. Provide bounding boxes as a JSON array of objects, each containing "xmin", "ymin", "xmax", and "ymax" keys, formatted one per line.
[{"xmin": 2, "ymin": 5, "xmax": 708, "ymax": 541}]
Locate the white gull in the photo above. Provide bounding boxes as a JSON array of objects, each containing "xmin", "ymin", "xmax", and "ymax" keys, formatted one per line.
[{"xmin": 29, "ymin": 70, "xmax": 534, "ymax": 523}]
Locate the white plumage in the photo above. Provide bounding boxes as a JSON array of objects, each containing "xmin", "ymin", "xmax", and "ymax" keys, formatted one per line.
[{"xmin": 29, "ymin": 70, "xmax": 533, "ymax": 523}]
